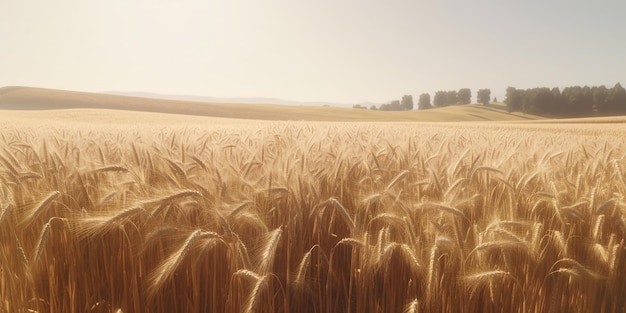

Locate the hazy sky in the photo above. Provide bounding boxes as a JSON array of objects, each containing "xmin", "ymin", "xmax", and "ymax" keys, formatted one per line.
[{"xmin": 2, "ymin": 1, "xmax": 625, "ymax": 104}]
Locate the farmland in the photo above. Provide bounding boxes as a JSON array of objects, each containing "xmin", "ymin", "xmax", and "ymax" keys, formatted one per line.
[
  {"xmin": 0, "ymin": 87, "xmax": 543, "ymax": 122},
  {"xmin": 1, "ymin": 108, "xmax": 625, "ymax": 313}
]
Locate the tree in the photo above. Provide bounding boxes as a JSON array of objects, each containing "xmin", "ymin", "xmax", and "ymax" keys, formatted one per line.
[
  {"xmin": 446, "ymin": 90, "xmax": 458, "ymax": 105},
  {"xmin": 370, "ymin": 105, "xmax": 378, "ymax": 110},
  {"xmin": 433, "ymin": 91, "xmax": 448, "ymax": 107},
  {"xmin": 524, "ymin": 87, "xmax": 551, "ymax": 114},
  {"xmin": 418, "ymin": 93, "xmax": 432, "ymax": 110},
  {"xmin": 562, "ymin": 86, "xmax": 593, "ymax": 115},
  {"xmin": 477, "ymin": 89, "xmax": 491, "ymax": 105},
  {"xmin": 592, "ymin": 85, "xmax": 609, "ymax": 113},
  {"xmin": 390, "ymin": 100, "xmax": 402, "ymax": 111},
  {"xmin": 401, "ymin": 95, "xmax": 414, "ymax": 110},
  {"xmin": 578, "ymin": 86, "xmax": 594, "ymax": 115},
  {"xmin": 505, "ymin": 87, "xmax": 523, "ymax": 112},
  {"xmin": 607, "ymin": 82, "xmax": 626, "ymax": 113},
  {"xmin": 550, "ymin": 87, "xmax": 567, "ymax": 115},
  {"xmin": 458, "ymin": 88, "xmax": 471, "ymax": 104}
]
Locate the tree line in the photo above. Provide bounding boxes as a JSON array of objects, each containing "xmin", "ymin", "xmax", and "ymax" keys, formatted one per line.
[
  {"xmin": 357, "ymin": 88, "xmax": 492, "ymax": 111},
  {"xmin": 352, "ymin": 82, "xmax": 626, "ymax": 117},
  {"xmin": 505, "ymin": 83, "xmax": 626, "ymax": 116}
]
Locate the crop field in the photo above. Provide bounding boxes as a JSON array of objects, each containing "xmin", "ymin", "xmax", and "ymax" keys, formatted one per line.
[
  {"xmin": 0, "ymin": 87, "xmax": 544, "ymax": 122},
  {"xmin": 1, "ymin": 112, "xmax": 625, "ymax": 312}
]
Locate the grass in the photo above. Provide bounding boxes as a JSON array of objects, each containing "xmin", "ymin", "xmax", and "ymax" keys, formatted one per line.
[{"xmin": 1, "ymin": 105, "xmax": 625, "ymax": 312}]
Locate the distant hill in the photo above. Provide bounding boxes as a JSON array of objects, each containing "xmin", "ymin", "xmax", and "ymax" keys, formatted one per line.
[
  {"xmin": 0, "ymin": 86, "xmax": 544, "ymax": 122},
  {"xmin": 105, "ymin": 91, "xmax": 361, "ymax": 108}
]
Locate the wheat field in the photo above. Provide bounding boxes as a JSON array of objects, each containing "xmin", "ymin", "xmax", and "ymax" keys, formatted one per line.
[{"xmin": 1, "ymin": 114, "xmax": 625, "ymax": 313}]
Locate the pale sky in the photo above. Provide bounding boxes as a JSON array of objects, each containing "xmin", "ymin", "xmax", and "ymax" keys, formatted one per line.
[{"xmin": 1, "ymin": 1, "xmax": 625, "ymax": 104}]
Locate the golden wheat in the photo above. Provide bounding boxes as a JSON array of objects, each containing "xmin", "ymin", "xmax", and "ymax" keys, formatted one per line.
[{"xmin": 1, "ymin": 118, "xmax": 625, "ymax": 312}]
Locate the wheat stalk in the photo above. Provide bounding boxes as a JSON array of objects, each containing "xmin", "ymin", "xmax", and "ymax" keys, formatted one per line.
[{"xmin": 256, "ymin": 228, "xmax": 282, "ymax": 274}]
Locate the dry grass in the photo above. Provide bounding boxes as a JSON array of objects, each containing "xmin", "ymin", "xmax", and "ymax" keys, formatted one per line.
[{"xmin": 1, "ymin": 114, "xmax": 625, "ymax": 313}]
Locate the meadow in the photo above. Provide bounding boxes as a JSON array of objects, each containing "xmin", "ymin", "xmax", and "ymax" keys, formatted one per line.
[{"xmin": 1, "ymin": 109, "xmax": 625, "ymax": 313}]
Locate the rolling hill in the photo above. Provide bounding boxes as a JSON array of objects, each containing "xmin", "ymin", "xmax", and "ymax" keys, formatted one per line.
[{"xmin": 0, "ymin": 86, "xmax": 543, "ymax": 122}]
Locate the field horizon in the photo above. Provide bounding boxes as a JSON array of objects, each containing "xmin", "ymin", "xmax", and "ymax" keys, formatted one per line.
[{"xmin": 0, "ymin": 86, "xmax": 548, "ymax": 122}]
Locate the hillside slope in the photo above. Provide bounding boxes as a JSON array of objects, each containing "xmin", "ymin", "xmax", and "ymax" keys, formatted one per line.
[{"xmin": 0, "ymin": 86, "xmax": 543, "ymax": 122}]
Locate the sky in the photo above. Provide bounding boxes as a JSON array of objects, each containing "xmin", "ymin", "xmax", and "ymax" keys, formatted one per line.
[{"xmin": 1, "ymin": 0, "xmax": 625, "ymax": 104}]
